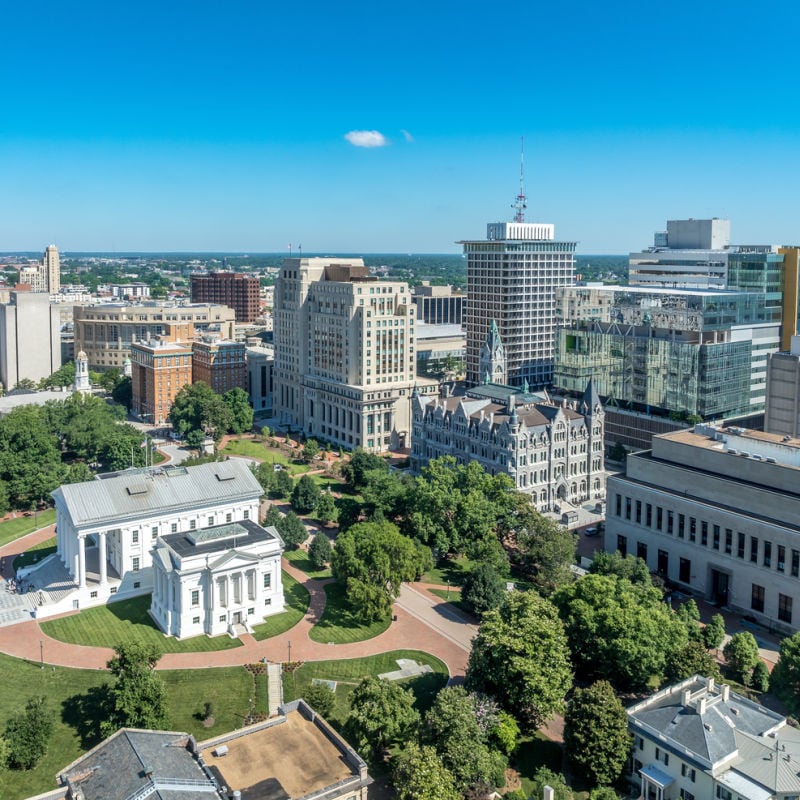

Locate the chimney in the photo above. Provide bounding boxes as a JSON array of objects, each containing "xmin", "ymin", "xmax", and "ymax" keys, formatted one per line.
[
  {"xmin": 697, "ymin": 698, "xmax": 707, "ymax": 715},
  {"xmin": 721, "ymin": 684, "xmax": 730, "ymax": 701},
  {"xmin": 681, "ymin": 689, "xmax": 692, "ymax": 707},
  {"xmin": 707, "ymin": 677, "xmax": 715, "ymax": 693}
]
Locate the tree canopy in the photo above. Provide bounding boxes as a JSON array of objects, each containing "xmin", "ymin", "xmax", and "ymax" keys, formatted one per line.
[
  {"xmin": 466, "ymin": 590, "xmax": 573, "ymax": 730},
  {"xmin": 223, "ymin": 388, "xmax": 253, "ymax": 434},
  {"xmin": 771, "ymin": 630, "xmax": 800, "ymax": 716},
  {"xmin": 169, "ymin": 381, "xmax": 232, "ymax": 445},
  {"xmin": 4, "ymin": 696, "xmax": 54, "ymax": 770},
  {"xmin": 346, "ymin": 676, "xmax": 419, "ymax": 758},
  {"xmin": 462, "ymin": 564, "xmax": 506, "ymax": 615},
  {"xmin": 553, "ymin": 573, "xmax": 688, "ymax": 691},
  {"xmin": 102, "ymin": 642, "xmax": 168, "ymax": 735},
  {"xmin": 723, "ymin": 632, "xmax": 761, "ymax": 687},
  {"xmin": 291, "ymin": 474, "xmax": 320, "ymax": 514},
  {"xmin": 332, "ymin": 520, "xmax": 423, "ymax": 621},
  {"xmin": 564, "ymin": 680, "xmax": 632, "ymax": 787}
]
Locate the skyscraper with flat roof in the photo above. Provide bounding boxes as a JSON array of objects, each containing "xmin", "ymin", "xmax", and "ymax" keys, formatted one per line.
[{"xmin": 461, "ymin": 220, "xmax": 576, "ymax": 388}]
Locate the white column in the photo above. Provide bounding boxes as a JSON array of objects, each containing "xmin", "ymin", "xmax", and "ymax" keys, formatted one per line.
[
  {"xmin": 98, "ymin": 532, "xmax": 107, "ymax": 585},
  {"xmin": 165, "ymin": 573, "xmax": 173, "ymax": 633},
  {"xmin": 78, "ymin": 536, "xmax": 86, "ymax": 589}
]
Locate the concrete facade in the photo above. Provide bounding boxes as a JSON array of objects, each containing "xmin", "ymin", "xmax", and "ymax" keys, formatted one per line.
[
  {"xmin": 765, "ymin": 335, "xmax": 800, "ymax": 437},
  {"xmin": 245, "ymin": 341, "xmax": 273, "ymax": 414},
  {"xmin": 0, "ymin": 290, "xmax": 62, "ymax": 390},
  {"xmin": 607, "ymin": 424, "xmax": 800, "ymax": 633},
  {"xmin": 462, "ymin": 220, "xmax": 576, "ymax": 389}
]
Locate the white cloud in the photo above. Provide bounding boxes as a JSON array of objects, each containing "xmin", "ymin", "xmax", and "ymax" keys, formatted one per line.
[
  {"xmin": 344, "ymin": 130, "xmax": 388, "ymax": 148},
  {"xmin": 401, "ymin": 129, "xmax": 414, "ymax": 142}
]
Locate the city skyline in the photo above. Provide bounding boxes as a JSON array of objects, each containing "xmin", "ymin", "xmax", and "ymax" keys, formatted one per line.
[{"xmin": 2, "ymin": 1, "xmax": 799, "ymax": 253}]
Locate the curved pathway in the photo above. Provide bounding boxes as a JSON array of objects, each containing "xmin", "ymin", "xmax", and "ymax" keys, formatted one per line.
[{"xmin": 0, "ymin": 529, "xmax": 473, "ymax": 679}]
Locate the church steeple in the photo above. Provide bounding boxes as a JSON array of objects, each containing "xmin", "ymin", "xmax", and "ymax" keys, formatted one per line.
[
  {"xmin": 479, "ymin": 320, "xmax": 506, "ymax": 386},
  {"xmin": 580, "ymin": 378, "xmax": 602, "ymax": 415}
]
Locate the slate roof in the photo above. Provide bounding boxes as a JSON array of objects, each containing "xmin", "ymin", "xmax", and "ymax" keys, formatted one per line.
[
  {"xmin": 158, "ymin": 519, "xmax": 282, "ymax": 565},
  {"xmin": 628, "ymin": 676, "xmax": 785, "ymax": 769},
  {"xmin": 58, "ymin": 728, "xmax": 220, "ymax": 800},
  {"xmin": 52, "ymin": 460, "xmax": 262, "ymax": 528}
]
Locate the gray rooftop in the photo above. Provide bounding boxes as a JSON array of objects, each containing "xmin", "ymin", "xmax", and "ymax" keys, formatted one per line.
[
  {"xmin": 161, "ymin": 518, "xmax": 282, "ymax": 563},
  {"xmin": 628, "ymin": 676, "xmax": 785, "ymax": 769},
  {"xmin": 53, "ymin": 460, "xmax": 262, "ymax": 528},
  {"xmin": 59, "ymin": 729, "xmax": 220, "ymax": 800}
]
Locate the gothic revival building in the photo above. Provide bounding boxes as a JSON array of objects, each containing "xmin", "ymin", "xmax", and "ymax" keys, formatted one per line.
[
  {"xmin": 479, "ymin": 319, "xmax": 506, "ymax": 385},
  {"xmin": 411, "ymin": 380, "xmax": 605, "ymax": 512}
]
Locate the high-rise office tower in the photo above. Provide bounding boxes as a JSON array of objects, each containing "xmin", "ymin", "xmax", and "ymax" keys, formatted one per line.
[
  {"xmin": 190, "ymin": 271, "xmax": 260, "ymax": 322},
  {"xmin": 273, "ymin": 258, "xmax": 429, "ymax": 452},
  {"xmin": 42, "ymin": 244, "xmax": 60, "ymax": 294},
  {"xmin": 461, "ymin": 166, "xmax": 575, "ymax": 388}
]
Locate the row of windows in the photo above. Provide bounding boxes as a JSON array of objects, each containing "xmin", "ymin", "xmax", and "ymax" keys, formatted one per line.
[{"xmin": 615, "ymin": 494, "xmax": 800, "ymax": 576}]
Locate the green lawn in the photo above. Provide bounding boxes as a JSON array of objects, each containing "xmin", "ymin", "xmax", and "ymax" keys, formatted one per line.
[
  {"xmin": 282, "ymin": 650, "xmax": 449, "ymax": 725},
  {"xmin": 250, "ymin": 571, "xmax": 310, "ymax": 641},
  {"xmin": 13, "ymin": 536, "xmax": 57, "ymax": 571},
  {"xmin": 221, "ymin": 439, "xmax": 312, "ymax": 475},
  {"xmin": 0, "ymin": 509, "xmax": 56, "ymax": 548},
  {"xmin": 283, "ymin": 548, "xmax": 332, "ymax": 579},
  {"xmin": 40, "ymin": 595, "xmax": 242, "ymax": 653},
  {"xmin": 0, "ymin": 652, "xmax": 253, "ymax": 800},
  {"xmin": 421, "ymin": 556, "xmax": 475, "ymax": 587},
  {"xmin": 427, "ymin": 587, "xmax": 472, "ymax": 616},
  {"xmin": 513, "ymin": 733, "xmax": 566, "ymax": 797},
  {"xmin": 308, "ymin": 582, "xmax": 390, "ymax": 644}
]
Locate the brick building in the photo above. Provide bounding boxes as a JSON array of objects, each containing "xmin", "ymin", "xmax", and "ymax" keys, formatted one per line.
[{"xmin": 190, "ymin": 271, "xmax": 260, "ymax": 323}]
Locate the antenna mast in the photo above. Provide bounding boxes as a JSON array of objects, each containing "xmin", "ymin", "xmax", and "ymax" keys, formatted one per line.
[{"xmin": 512, "ymin": 136, "xmax": 527, "ymax": 223}]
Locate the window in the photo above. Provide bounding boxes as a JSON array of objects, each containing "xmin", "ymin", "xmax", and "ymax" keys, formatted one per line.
[
  {"xmin": 132, "ymin": 530, "xmax": 139, "ymax": 544},
  {"xmin": 133, "ymin": 581, "xmax": 140, "ymax": 589},
  {"xmin": 635, "ymin": 501, "xmax": 642, "ymax": 524},
  {"xmin": 90, "ymin": 591, "xmax": 98, "ymax": 598},
  {"xmin": 725, "ymin": 529, "xmax": 732, "ymax": 554},
  {"xmin": 219, "ymin": 615, "xmax": 226, "ymax": 623},
  {"xmin": 667, "ymin": 510, "xmax": 674, "ymax": 535},
  {"xmin": 751, "ymin": 584, "xmax": 765, "ymax": 613},
  {"xmin": 263, "ymin": 573, "xmax": 272, "ymax": 589},
  {"xmin": 248, "ymin": 607, "xmax": 254, "ymax": 615},
  {"xmin": 617, "ymin": 535, "xmax": 627, "ymax": 557},
  {"xmin": 193, "ymin": 616, "xmax": 200, "ymax": 625},
  {"xmin": 615, "ymin": 494, "xmax": 622, "ymax": 517},
  {"xmin": 625, "ymin": 497, "xmax": 631, "ymax": 520},
  {"xmin": 170, "ymin": 523, "xmax": 177, "ymax": 534},
  {"xmin": 243, "ymin": 509, "xmax": 250, "ymax": 520},
  {"xmin": 637, "ymin": 542, "xmax": 648, "ymax": 562},
  {"xmin": 132, "ymin": 557, "xmax": 140, "ymax": 572},
  {"xmin": 208, "ymin": 516, "xmax": 214, "ymax": 527},
  {"xmin": 764, "ymin": 541, "xmax": 772, "ymax": 568},
  {"xmin": 646, "ymin": 504, "xmax": 652, "ymax": 527},
  {"xmin": 636, "ymin": 736, "xmax": 644, "ymax": 750},
  {"xmin": 778, "ymin": 545, "xmax": 786, "ymax": 572},
  {"xmin": 678, "ymin": 514, "xmax": 685, "ymax": 539},
  {"xmin": 679, "ymin": 558, "xmax": 691, "ymax": 584},
  {"xmin": 738, "ymin": 533, "xmax": 746, "ymax": 559},
  {"xmin": 689, "ymin": 517, "xmax": 696, "ymax": 542},
  {"xmin": 793, "ymin": 550, "xmax": 800, "ymax": 578},
  {"xmin": 750, "ymin": 537, "xmax": 759, "ymax": 563},
  {"xmin": 655, "ymin": 747, "xmax": 660, "ymax": 760},
  {"xmin": 265, "ymin": 598, "xmax": 272, "ymax": 605},
  {"xmin": 656, "ymin": 507, "xmax": 663, "ymax": 530},
  {"xmin": 191, "ymin": 590, "xmax": 199, "ymax": 607},
  {"xmin": 779, "ymin": 594, "xmax": 793, "ymax": 624},
  {"xmin": 680, "ymin": 790, "xmax": 695, "ymax": 800},
  {"xmin": 226, "ymin": 512, "xmax": 232, "ymax": 523},
  {"xmin": 713, "ymin": 525, "xmax": 720, "ymax": 550},
  {"xmin": 701, "ymin": 521, "xmax": 708, "ymax": 547},
  {"xmin": 716, "ymin": 787, "xmax": 732, "ymax": 800},
  {"xmin": 152, "ymin": 526, "xmax": 158, "ymax": 539},
  {"xmin": 190, "ymin": 519, "xmax": 196, "ymax": 530},
  {"xmin": 110, "ymin": 587, "xmax": 117, "ymax": 594}
]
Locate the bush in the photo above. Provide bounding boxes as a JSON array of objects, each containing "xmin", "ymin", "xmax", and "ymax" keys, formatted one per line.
[
  {"xmin": 308, "ymin": 533, "xmax": 333, "ymax": 569},
  {"xmin": 304, "ymin": 684, "xmax": 336, "ymax": 718},
  {"xmin": 4, "ymin": 696, "xmax": 54, "ymax": 770},
  {"xmin": 752, "ymin": 660, "xmax": 770, "ymax": 692}
]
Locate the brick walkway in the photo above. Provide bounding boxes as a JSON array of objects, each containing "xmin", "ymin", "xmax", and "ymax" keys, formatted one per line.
[{"xmin": 0, "ymin": 528, "xmax": 471, "ymax": 679}]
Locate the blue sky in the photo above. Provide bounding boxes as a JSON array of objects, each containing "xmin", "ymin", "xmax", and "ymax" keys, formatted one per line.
[{"xmin": 2, "ymin": 0, "xmax": 799, "ymax": 253}]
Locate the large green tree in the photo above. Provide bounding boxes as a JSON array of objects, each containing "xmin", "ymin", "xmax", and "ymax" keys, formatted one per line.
[
  {"xmin": 277, "ymin": 511, "xmax": 307, "ymax": 550},
  {"xmin": 771, "ymin": 630, "xmax": 800, "ymax": 716},
  {"xmin": 222, "ymin": 387, "xmax": 253, "ymax": 434},
  {"xmin": 169, "ymin": 381, "xmax": 232, "ymax": 445},
  {"xmin": 465, "ymin": 590, "xmax": 573, "ymax": 730},
  {"xmin": 665, "ymin": 640, "xmax": 721, "ymax": 682},
  {"xmin": 291, "ymin": 474, "xmax": 320, "ymax": 514},
  {"xmin": 102, "ymin": 643, "xmax": 168, "ymax": 735},
  {"xmin": 346, "ymin": 676, "xmax": 419, "ymax": 758},
  {"xmin": 564, "ymin": 680, "xmax": 632, "ymax": 787},
  {"xmin": 393, "ymin": 743, "xmax": 460, "ymax": 800},
  {"xmin": 4, "ymin": 697, "xmax": 54, "ymax": 770},
  {"xmin": 341, "ymin": 449, "xmax": 388, "ymax": 491},
  {"xmin": 462, "ymin": 563, "xmax": 506, "ymax": 615},
  {"xmin": 332, "ymin": 520, "xmax": 421, "ymax": 621},
  {"xmin": 513, "ymin": 510, "xmax": 577, "ymax": 594},
  {"xmin": 553, "ymin": 574, "xmax": 688, "ymax": 691},
  {"xmin": 422, "ymin": 686, "xmax": 499, "ymax": 790},
  {"xmin": 308, "ymin": 532, "xmax": 333, "ymax": 569},
  {"xmin": 723, "ymin": 632, "xmax": 761, "ymax": 687}
]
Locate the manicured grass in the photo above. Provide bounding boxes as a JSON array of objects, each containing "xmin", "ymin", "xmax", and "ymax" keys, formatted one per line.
[
  {"xmin": 0, "ymin": 652, "xmax": 253, "ymax": 800},
  {"xmin": 250, "ymin": 571, "xmax": 310, "ymax": 641},
  {"xmin": 308, "ymin": 581, "xmax": 390, "ymax": 644},
  {"xmin": 421, "ymin": 555, "xmax": 475, "ymax": 587},
  {"xmin": 13, "ymin": 536, "xmax": 57, "ymax": 571},
  {"xmin": 40, "ymin": 595, "xmax": 243, "ymax": 653},
  {"xmin": 0, "ymin": 509, "xmax": 56, "ymax": 547},
  {"xmin": 428, "ymin": 587, "xmax": 472, "ymax": 616},
  {"xmin": 283, "ymin": 547, "xmax": 332, "ymax": 580},
  {"xmin": 282, "ymin": 650, "xmax": 449, "ymax": 725},
  {"xmin": 221, "ymin": 438, "xmax": 312, "ymax": 475}
]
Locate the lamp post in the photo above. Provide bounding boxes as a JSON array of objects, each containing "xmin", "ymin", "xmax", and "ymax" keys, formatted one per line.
[
  {"xmin": 287, "ymin": 640, "xmax": 292, "ymax": 665},
  {"xmin": 39, "ymin": 640, "xmax": 43, "ymax": 669}
]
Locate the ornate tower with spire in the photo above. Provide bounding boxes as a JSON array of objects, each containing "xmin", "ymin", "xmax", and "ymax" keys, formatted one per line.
[
  {"xmin": 479, "ymin": 320, "xmax": 507, "ymax": 385},
  {"xmin": 73, "ymin": 350, "xmax": 91, "ymax": 394}
]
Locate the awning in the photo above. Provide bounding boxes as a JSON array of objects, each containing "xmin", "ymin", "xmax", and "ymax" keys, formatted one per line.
[{"xmin": 640, "ymin": 763, "xmax": 675, "ymax": 788}]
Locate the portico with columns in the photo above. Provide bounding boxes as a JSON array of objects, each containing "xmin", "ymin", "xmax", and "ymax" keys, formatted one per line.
[{"xmin": 48, "ymin": 460, "xmax": 281, "ymax": 631}]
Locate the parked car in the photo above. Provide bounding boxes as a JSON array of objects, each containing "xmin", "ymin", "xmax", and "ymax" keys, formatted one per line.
[{"xmin": 583, "ymin": 527, "xmax": 599, "ymax": 537}]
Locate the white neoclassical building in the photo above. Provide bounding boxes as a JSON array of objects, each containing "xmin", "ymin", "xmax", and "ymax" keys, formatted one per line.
[{"xmin": 50, "ymin": 459, "xmax": 285, "ymax": 636}]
